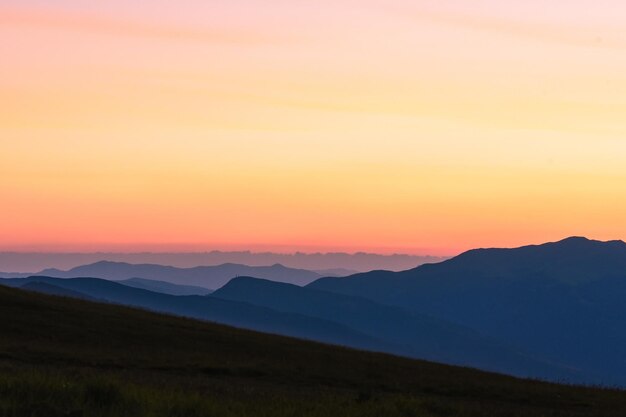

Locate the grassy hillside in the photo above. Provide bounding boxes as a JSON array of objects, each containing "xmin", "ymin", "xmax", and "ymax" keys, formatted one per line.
[{"xmin": 0, "ymin": 285, "xmax": 625, "ymax": 417}]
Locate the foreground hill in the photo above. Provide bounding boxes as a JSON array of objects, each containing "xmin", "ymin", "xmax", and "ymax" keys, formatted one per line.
[
  {"xmin": 1, "ymin": 285, "xmax": 625, "ymax": 417},
  {"xmin": 309, "ymin": 237, "xmax": 626, "ymax": 386}
]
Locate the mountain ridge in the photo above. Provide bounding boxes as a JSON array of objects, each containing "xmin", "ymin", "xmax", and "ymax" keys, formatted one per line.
[
  {"xmin": 3, "ymin": 284, "xmax": 625, "ymax": 417},
  {"xmin": 308, "ymin": 236, "xmax": 626, "ymax": 386},
  {"xmin": 32, "ymin": 261, "xmax": 326, "ymax": 287},
  {"xmin": 0, "ymin": 276, "xmax": 390, "ymax": 352},
  {"xmin": 213, "ymin": 276, "xmax": 582, "ymax": 381}
]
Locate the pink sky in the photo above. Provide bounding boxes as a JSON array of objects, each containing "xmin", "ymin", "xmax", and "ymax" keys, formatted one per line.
[{"xmin": 1, "ymin": 0, "xmax": 626, "ymax": 255}]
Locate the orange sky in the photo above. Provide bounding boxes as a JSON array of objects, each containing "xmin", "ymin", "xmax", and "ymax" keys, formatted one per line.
[{"xmin": 1, "ymin": 1, "xmax": 626, "ymax": 255}]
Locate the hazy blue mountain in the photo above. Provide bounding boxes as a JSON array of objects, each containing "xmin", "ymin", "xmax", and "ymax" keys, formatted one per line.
[
  {"xmin": 312, "ymin": 268, "xmax": 358, "ymax": 277},
  {"xmin": 18, "ymin": 281, "xmax": 96, "ymax": 300},
  {"xmin": 0, "ymin": 272, "xmax": 33, "ymax": 278},
  {"xmin": 0, "ymin": 276, "xmax": 392, "ymax": 353},
  {"xmin": 2, "ymin": 274, "xmax": 214, "ymax": 295},
  {"xmin": 0, "ymin": 252, "xmax": 446, "ymax": 275},
  {"xmin": 36, "ymin": 261, "xmax": 323, "ymax": 287},
  {"xmin": 308, "ymin": 237, "xmax": 626, "ymax": 386},
  {"xmin": 213, "ymin": 277, "xmax": 582, "ymax": 381},
  {"xmin": 116, "ymin": 278, "xmax": 213, "ymax": 296}
]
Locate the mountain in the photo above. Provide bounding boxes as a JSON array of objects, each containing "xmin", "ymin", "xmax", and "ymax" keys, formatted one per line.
[
  {"xmin": 12, "ymin": 275, "xmax": 214, "ymax": 296},
  {"xmin": 1, "ymin": 275, "xmax": 582, "ymax": 382},
  {"xmin": 213, "ymin": 277, "xmax": 580, "ymax": 381},
  {"xmin": 0, "ymin": 271, "xmax": 33, "ymax": 278},
  {"xmin": 19, "ymin": 281, "xmax": 95, "ymax": 300},
  {"xmin": 312, "ymin": 268, "xmax": 359, "ymax": 276},
  {"xmin": 4, "ymin": 285, "xmax": 625, "ymax": 417},
  {"xmin": 308, "ymin": 237, "xmax": 626, "ymax": 386},
  {"xmin": 0, "ymin": 276, "xmax": 391, "ymax": 353},
  {"xmin": 116, "ymin": 277, "xmax": 213, "ymax": 295},
  {"xmin": 0, "ymin": 251, "xmax": 446, "ymax": 275},
  {"xmin": 36, "ymin": 261, "xmax": 323, "ymax": 287},
  {"xmin": 4, "ymin": 236, "xmax": 626, "ymax": 386}
]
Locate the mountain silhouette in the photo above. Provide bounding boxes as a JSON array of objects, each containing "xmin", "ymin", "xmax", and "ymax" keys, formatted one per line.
[
  {"xmin": 4, "ymin": 236, "xmax": 626, "ymax": 385},
  {"xmin": 36, "ymin": 261, "xmax": 323, "ymax": 288},
  {"xmin": 19, "ymin": 281, "xmax": 96, "ymax": 300},
  {"xmin": 308, "ymin": 236, "xmax": 626, "ymax": 385},
  {"xmin": 0, "ymin": 275, "xmax": 581, "ymax": 383},
  {"xmin": 0, "ymin": 276, "xmax": 390, "ymax": 353},
  {"xmin": 213, "ymin": 276, "xmax": 580, "ymax": 381},
  {"xmin": 5, "ymin": 284, "xmax": 625, "ymax": 417},
  {"xmin": 116, "ymin": 277, "xmax": 213, "ymax": 295}
]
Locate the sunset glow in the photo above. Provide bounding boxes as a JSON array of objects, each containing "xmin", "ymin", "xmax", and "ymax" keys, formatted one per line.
[{"xmin": 2, "ymin": 0, "xmax": 626, "ymax": 254}]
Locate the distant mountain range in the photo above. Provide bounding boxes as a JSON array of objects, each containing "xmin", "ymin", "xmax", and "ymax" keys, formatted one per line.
[
  {"xmin": 3, "ymin": 236, "xmax": 626, "ymax": 386},
  {"xmin": 0, "ymin": 261, "xmax": 332, "ymax": 288},
  {"xmin": 0, "ymin": 251, "xmax": 445, "ymax": 274}
]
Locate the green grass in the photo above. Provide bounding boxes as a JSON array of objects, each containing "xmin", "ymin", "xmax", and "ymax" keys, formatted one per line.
[{"xmin": 1, "ymin": 285, "xmax": 625, "ymax": 416}]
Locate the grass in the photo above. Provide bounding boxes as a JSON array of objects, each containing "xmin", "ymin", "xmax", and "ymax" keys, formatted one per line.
[{"xmin": 1, "ymin": 284, "xmax": 625, "ymax": 416}]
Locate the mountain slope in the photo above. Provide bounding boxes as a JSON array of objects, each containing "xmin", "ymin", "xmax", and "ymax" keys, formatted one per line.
[
  {"xmin": 213, "ymin": 277, "xmax": 581, "ymax": 382},
  {"xmin": 1, "ymin": 284, "xmax": 626, "ymax": 417},
  {"xmin": 18, "ymin": 281, "xmax": 96, "ymax": 300},
  {"xmin": 116, "ymin": 277, "xmax": 213, "ymax": 295},
  {"xmin": 308, "ymin": 237, "xmax": 626, "ymax": 386},
  {"xmin": 36, "ymin": 261, "xmax": 322, "ymax": 287},
  {"xmin": 0, "ymin": 276, "xmax": 389, "ymax": 352}
]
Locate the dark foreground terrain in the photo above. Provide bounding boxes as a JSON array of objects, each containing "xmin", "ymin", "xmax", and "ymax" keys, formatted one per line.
[{"xmin": 1, "ymin": 285, "xmax": 625, "ymax": 417}]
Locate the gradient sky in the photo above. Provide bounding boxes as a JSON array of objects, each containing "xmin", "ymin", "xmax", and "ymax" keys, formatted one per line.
[{"xmin": 1, "ymin": 0, "xmax": 625, "ymax": 255}]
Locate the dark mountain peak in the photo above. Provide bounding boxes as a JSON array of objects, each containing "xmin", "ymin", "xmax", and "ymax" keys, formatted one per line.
[
  {"xmin": 536, "ymin": 236, "xmax": 626, "ymax": 250},
  {"xmin": 221, "ymin": 276, "xmax": 255, "ymax": 286},
  {"xmin": 214, "ymin": 263, "xmax": 241, "ymax": 268},
  {"xmin": 556, "ymin": 236, "xmax": 591, "ymax": 244},
  {"xmin": 545, "ymin": 236, "xmax": 624, "ymax": 249},
  {"xmin": 83, "ymin": 260, "xmax": 130, "ymax": 268},
  {"xmin": 219, "ymin": 276, "xmax": 295, "ymax": 291},
  {"xmin": 310, "ymin": 239, "xmax": 617, "ymax": 302},
  {"xmin": 227, "ymin": 275, "xmax": 264, "ymax": 283},
  {"xmin": 91, "ymin": 260, "xmax": 123, "ymax": 266},
  {"xmin": 449, "ymin": 236, "xmax": 625, "ymax": 261},
  {"xmin": 59, "ymin": 260, "xmax": 135, "ymax": 272},
  {"xmin": 38, "ymin": 267, "xmax": 64, "ymax": 275}
]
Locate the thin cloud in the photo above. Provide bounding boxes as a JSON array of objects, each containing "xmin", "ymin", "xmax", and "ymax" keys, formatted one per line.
[
  {"xmin": 390, "ymin": 5, "xmax": 626, "ymax": 50},
  {"xmin": 0, "ymin": 7, "xmax": 291, "ymax": 45}
]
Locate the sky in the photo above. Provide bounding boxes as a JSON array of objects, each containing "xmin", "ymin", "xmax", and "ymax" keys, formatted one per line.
[{"xmin": 1, "ymin": 0, "xmax": 625, "ymax": 255}]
